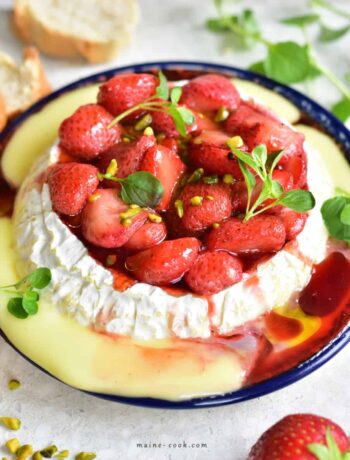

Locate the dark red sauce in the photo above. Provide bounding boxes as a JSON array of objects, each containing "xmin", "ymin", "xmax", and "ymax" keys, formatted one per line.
[{"xmin": 265, "ymin": 311, "xmax": 303, "ymax": 341}]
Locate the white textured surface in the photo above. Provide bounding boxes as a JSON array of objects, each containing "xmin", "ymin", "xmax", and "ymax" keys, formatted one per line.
[{"xmin": 0, "ymin": 0, "xmax": 349, "ymax": 459}]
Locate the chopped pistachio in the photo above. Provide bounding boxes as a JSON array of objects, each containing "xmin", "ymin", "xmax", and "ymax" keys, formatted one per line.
[
  {"xmin": 32, "ymin": 453, "xmax": 43, "ymax": 460},
  {"xmin": 5, "ymin": 438, "xmax": 20, "ymax": 454},
  {"xmin": 121, "ymin": 218, "xmax": 132, "ymax": 227},
  {"xmin": 213, "ymin": 223, "xmax": 220, "ymax": 229},
  {"xmin": 122, "ymin": 136, "xmax": 131, "ymax": 143},
  {"xmin": 156, "ymin": 133, "xmax": 166, "ymax": 142},
  {"xmin": 190, "ymin": 196, "xmax": 203, "ymax": 206},
  {"xmin": 88, "ymin": 193, "xmax": 101, "ymax": 203},
  {"xmin": 106, "ymin": 159, "xmax": 118, "ymax": 176},
  {"xmin": 143, "ymin": 126, "xmax": 154, "ymax": 137},
  {"xmin": 40, "ymin": 446, "xmax": 58, "ymax": 458},
  {"xmin": 8, "ymin": 379, "xmax": 21, "ymax": 391},
  {"xmin": 223, "ymin": 174, "xmax": 234, "ymax": 185},
  {"xmin": 187, "ymin": 168, "xmax": 204, "ymax": 184},
  {"xmin": 0, "ymin": 417, "xmax": 21, "ymax": 431},
  {"xmin": 129, "ymin": 204, "xmax": 140, "ymax": 209},
  {"xmin": 119, "ymin": 207, "xmax": 142, "ymax": 220},
  {"xmin": 214, "ymin": 106, "xmax": 229, "ymax": 122},
  {"xmin": 134, "ymin": 113, "xmax": 153, "ymax": 131},
  {"xmin": 105, "ymin": 255, "xmax": 117, "ymax": 267},
  {"xmin": 148, "ymin": 213, "xmax": 162, "ymax": 224},
  {"xmin": 75, "ymin": 453, "xmax": 96, "ymax": 460},
  {"xmin": 203, "ymin": 174, "xmax": 219, "ymax": 185},
  {"xmin": 54, "ymin": 451, "xmax": 69, "ymax": 459},
  {"xmin": 180, "ymin": 174, "xmax": 190, "ymax": 187},
  {"xmin": 192, "ymin": 137, "xmax": 202, "ymax": 145},
  {"xmin": 228, "ymin": 135, "xmax": 244, "ymax": 148},
  {"xmin": 175, "ymin": 199, "xmax": 184, "ymax": 218},
  {"xmin": 16, "ymin": 444, "xmax": 33, "ymax": 459},
  {"xmin": 206, "ymin": 195, "xmax": 214, "ymax": 201}
]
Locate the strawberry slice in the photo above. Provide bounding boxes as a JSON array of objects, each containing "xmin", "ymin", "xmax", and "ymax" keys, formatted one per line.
[
  {"xmin": 189, "ymin": 130, "xmax": 243, "ymax": 178},
  {"xmin": 178, "ymin": 182, "xmax": 233, "ymax": 231},
  {"xmin": 207, "ymin": 215, "xmax": 286, "ymax": 255},
  {"xmin": 123, "ymin": 220, "xmax": 167, "ymax": 252},
  {"xmin": 98, "ymin": 135, "xmax": 156, "ymax": 186},
  {"xmin": 125, "ymin": 237, "xmax": 200, "ymax": 285},
  {"xmin": 225, "ymin": 101, "xmax": 304, "ymax": 162},
  {"xmin": 81, "ymin": 189, "xmax": 147, "ymax": 248},
  {"xmin": 97, "ymin": 73, "xmax": 158, "ymax": 119},
  {"xmin": 47, "ymin": 162, "xmax": 99, "ymax": 216},
  {"xmin": 180, "ymin": 74, "xmax": 240, "ymax": 112},
  {"xmin": 282, "ymin": 150, "xmax": 307, "ymax": 188},
  {"xmin": 248, "ymin": 413, "xmax": 349, "ymax": 460},
  {"xmin": 158, "ymin": 137, "xmax": 180, "ymax": 155},
  {"xmin": 140, "ymin": 144, "xmax": 186, "ymax": 210},
  {"xmin": 270, "ymin": 207, "xmax": 308, "ymax": 240},
  {"xmin": 58, "ymin": 104, "xmax": 121, "ymax": 160},
  {"xmin": 184, "ymin": 251, "xmax": 243, "ymax": 295}
]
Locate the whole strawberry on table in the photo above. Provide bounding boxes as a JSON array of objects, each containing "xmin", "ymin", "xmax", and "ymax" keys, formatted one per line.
[{"xmin": 48, "ymin": 70, "xmax": 315, "ymax": 296}]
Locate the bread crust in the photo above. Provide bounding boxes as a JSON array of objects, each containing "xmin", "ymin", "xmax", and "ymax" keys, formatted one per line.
[{"xmin": 13, "ymin": 0, "xmax": 137, "ymax": 63}]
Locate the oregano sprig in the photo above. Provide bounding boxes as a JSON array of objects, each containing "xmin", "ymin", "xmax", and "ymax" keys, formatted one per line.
[
  {"xmin": 108, "ymin": 71, "xmax": 195, "ymax": 137},
  {"xmin": 0, "ymin": 268, "xmax": 52, "ymax": 319},
  {"xmin": 226, "ymin": 141, "xmax": 315, "ymax": 222}
]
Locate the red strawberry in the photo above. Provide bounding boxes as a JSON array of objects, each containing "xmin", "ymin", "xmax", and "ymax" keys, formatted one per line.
[
  {"xmin": 225, "ymin": 101, "xmax": 304, "ymax": 162},
  {"xmin": 140, "ymin": 144, "xmax": 186, "ymax": 210},
  {"xmin": 248, "ymin": 413, "xmax": 349, "ymax": 460},
  {"xmin": 151, "ymin": 106, "xmax": 199, "ymax": 138},
  {"xmin": 231, "ymin": 170, "xmax": 294, "ymax": 213},
  {"xmin": 178, "ymin": 182, "xmax": 233, "ymax": 231},
  {"xmin": 81, "ymin": 188, "xmax": 147, "ymax": 248},
  {"xmin": 180, "ymin": 74, "xmax": 240, "ymax": 112},
  {"xmin": 158, "ymin": 137, "xmax": 180, "ymax": 155},
  {"xmin": 123, "ymin": 220, "xmax": 167, "ymax": 252},
  {"xmin": 270, "ymin": 207, "xmax": 308, "ymax": 240},
  {"xmin": 47, "ymin": 162, "xmax": 99, "ymax": 216},
  {"xmin": 184, "ymin": 251, "xmax": 243, "ymax": 295},
  {"xmin": 125, "ymin": 237, "xmax": 200, "ymax": 285},
  {"xmin": 282, "ymin": 151, "xmax": 307, "ymax": 188},
  {"xmin": 58, "ymin": 104, "xmax": 121, "ymax": 160},
  {"xmin": 97, "ymin": 73, "xmax": 158, "ymax": 119},
  {"xmin": 207, "ymin": 215, "xmax": 286, "ymax": 255},
  {"xmin": 163, "ymin": 210, "xmax": 206, "ymax": 240},
  {"xmin": 189, "ymin": 130, "xmax": 243, "ymax": 178},
  {"xmin": 98, "ymin": 135, "xmax": 156, "ymax": 185}
]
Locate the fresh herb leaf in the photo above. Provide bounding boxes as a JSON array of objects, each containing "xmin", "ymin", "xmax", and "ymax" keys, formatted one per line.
[
  {"xmin": 227, "ymin": 143, "xmax": 258, "ymax": 172},
  {"xmin": 237, "ymin": 9, "xmax": 261, "ymax": 48},
  {"xmin": 167, "ymin": 106, "xmax": 187, "ymax": 137},
  {"xmin": 249, "ymin": 61, "xmax": 266, "ymax": 75},
  {"xmin": 119, "ymin": 171, "xmax": 164, "ymax": 208},
  {"xmin": 25, "ymin": 267, "xmax": 52, "ymax": 289},
  {"xmin": 319, "ymin": 24, "xmax": 350, "ymax": 42},
  {"xmin": 340, "ymin": 203, "xmax": 350, "ymax": 225},
  {"xmin": 264, "ymin": 42, "xmax": 310, "ymax": 84},
  {"xmin": 279, "ymin": 189, "xmax": 315, "ymax": 211},
  {"xmin": 206, "ymin": 17, "xmax": 231, "ymax": 32},
  {"xmin": 270, "ymin": 180, "xmax": 284, "ymax": 198},
  {"xmin": 268, "ymin": 150, "xmax": 285, "ymax": 173},
  {"xmin": 7, "ymin": 298, "xmax": 28, "ymax": 319},
  {"xmin": 177, "ymin": 106, "xmax": 195, "ymax": 125},
  {"xmin": 22, "ymin": 296, "xmax": 39, "ymax": 316},
  {"xmin": 251, "ymin": 144, "xmax": 267, "ymax": 169},
  {"xmin": 238, "ymin": 160, "xmax": 256, "ymax": 213},
  {"xmin": 321, "ymin": 196, "xmax": 350, "ymax": 243},
  {"xmin": 331, "ymin": 97, "xmax": 350, "ymax": 122},
  {"xmin": 281, "ymin": 14, "xmax": 320, "ymax": 27},
  {"xmin": 156, "ymin": 70, "xmax": 169, "ymax": 100},
  {"xmin": 170, "ymin": 86, "xmax": 182, "ymax": 105}
]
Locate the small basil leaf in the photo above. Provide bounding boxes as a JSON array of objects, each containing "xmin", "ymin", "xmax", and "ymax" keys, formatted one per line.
[
  {"xmin": 319, "ymin": 24, "xmax": 350, "ymax": 43},
  {"xmin": 206, "ymin": 17, "xmax": 230, "ymax": 32},
  {"xmin": 22, "ymin": 298, "xmax": 39, "ymax": 316},
  {"xmin": 266, "ymin": 150, "xmax": 284, "ymax": 172},
  {"xmin": 156, "ymin": 70, "xmax": 169, "ymax": 100},
  {"xmin": 23, "ymin": 290, "xmax": 39, "ymax": 302},
  {"xmin": 238, "ymin": 9, "xmax": 260, "ymax": 48},
  {"xmin": 120, "ymin": 172, "xmax": 164, "ymax": 208},
  {"xmin": 238, "ymin": 160, "xmax": 256, "ymax": 197},
  {"xmin": 264, "ymin": 42, "xmax": 310, "ymax": 84},
  {"xmin": 321, "ymin": 196, "xmax": 350, "ymax": 243},
  {"xmin": 170, "ymin": 86, "xmax": 182, "ymax": 105},
  {"xmin": 331, "ymin": 97, "xmax": 350, "ymax": 122},
  {"xmin": 249, "ymin": 61, "xmax": 266, "ymax": 75},
  {"xmin": 279, "ymin": 189, "xmax": 315, "ymax": 212},
  {"xmin": 252, "ymin": 144, "xmax": 267, "ymax": 168},
  {"xmin": 227, "ymin": 145, "xmax": 258, "ymax": 172},
  {"xmin": 26, "ymin": 268, "xmax": 52, "ymax": 289},
  {"xmin": 252, "ymin": 179, "xmax": 272, "ymax": 210},
  {"xmin": 281, "ymin": 14, "xmax": 320, "ymax": 27},
  {"xmin": 177, "ymin": 106, "xmax": 195, "ymax": 125},
  {"xmin": 167, "ymin": 106, "xmax": 187, "ymax": 137},
  {"xmin": 7, "ymin": 298, "xmax": 28, "ymax": 319},
  {"xmin": 271, "ymin": 180, "xmax": 284, "ymax": 198},
  {"xmin": 340, "ymin": 203, "xmax": 350, "ymax": 225}
]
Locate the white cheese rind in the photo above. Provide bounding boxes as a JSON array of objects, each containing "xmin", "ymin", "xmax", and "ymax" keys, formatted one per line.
[{"xmin": 13, "ymin": 134, "xmax": 334, "ymax": 339}]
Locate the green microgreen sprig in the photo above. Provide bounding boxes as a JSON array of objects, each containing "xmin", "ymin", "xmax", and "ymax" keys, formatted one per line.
[
  {"xmin": 108, "ymin": 71, "xmax": 194, "ymax": 137},
  {"xmin": 226, "ymin": 141, "xmax": 316, "ymax": 222},
  {"xmin": 0, "ymin": 268, "xmax": 52, "ymax": 319}
]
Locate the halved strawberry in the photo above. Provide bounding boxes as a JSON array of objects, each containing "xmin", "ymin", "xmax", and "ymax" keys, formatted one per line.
[
  {"xmin": 282, "ymin": 150, "xmax": 307, "ymax": 188},
  {"xmin": 98, "ymin": 135, "xmax": 156, "ymax": 186},
  {"xmin": 189, "ymin": 130, "xmax": 243, "ymax": 178},
  {"xmin": 123, "ymin": 220, "xmax": 167, "ymax": 252},
  {"xmin": 184, "ymin": 251, "xmax": 243, "ymax": 295},
  {"xmin": 158, "ymin": 137, "xmax": 180, "ymax": 155},
  {"xmin": 270, "ymin": 207, "xmax": 308, "ymax": 240},
  {"xmin": 151, "ymin": 106, "xmax": 199, "ymax": 138},
  {"xmin": 207, "ymin": 215, "xmax": 286, "ymax": 255},
  {"xmin": 180, "ymin": 74, "xmax": 240, "ymax": 112},
  {"xmin": 225, "ymin": 101, "xmax": 304, "ymax": 162},
  {"xmin": 81, "ymin": 189, "xmax": 147, "ymax": 248},
  {"xmin": 140, "ymin": 144, "xmax": 186, "ymax": 210},
  {"xmin": 178, "ymin": 182, "xmax": 233, "ymax": 231},
  {"xmin": 125, "ymin": 237, "xmax": 200, "ymax": 285},
  {"xmin": 58, "ymin": 104, "xmax": 121, "ymax": 160},
  {"xmin": 97, "ymin": 73, "xmax": 158, "ymax": 119},
  {"xmin": 47, "ymin": 162, "xmax": 99, "ymax": 216}
]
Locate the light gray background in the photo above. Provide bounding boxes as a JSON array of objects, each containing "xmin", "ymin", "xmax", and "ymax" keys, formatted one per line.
[{"xmin": 0, "ymin": 1, "xmax": 349, "ymax": 459}]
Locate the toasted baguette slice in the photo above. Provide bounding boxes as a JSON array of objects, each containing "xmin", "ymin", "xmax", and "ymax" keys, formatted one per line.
[
  {"xmin": 0, "ymin": 46, "xmax": 51, "ymax": 120},
  {"xmin": 13, "ymin": 0, "xmax": 139, "ymax": 63}
]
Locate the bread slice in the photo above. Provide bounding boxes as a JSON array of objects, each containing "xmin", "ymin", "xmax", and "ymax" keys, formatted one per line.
[
  {"xmin": 0, "ymin": 46, "xmax": 51, "ymax": 121},
  {"xmin": 13, "ymin": 0, "xmax": 139, "ymax": 63}
]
